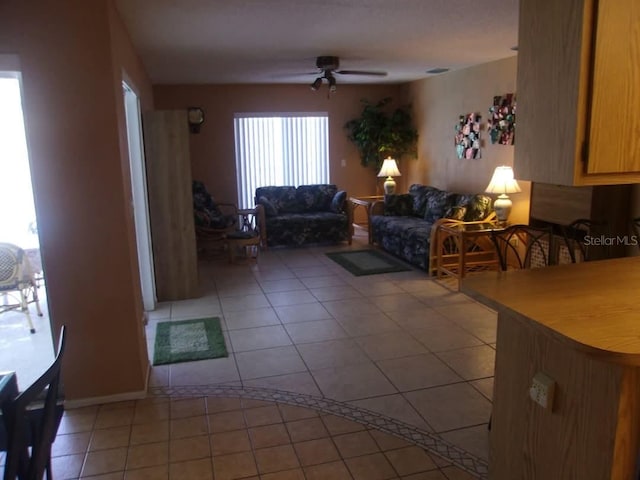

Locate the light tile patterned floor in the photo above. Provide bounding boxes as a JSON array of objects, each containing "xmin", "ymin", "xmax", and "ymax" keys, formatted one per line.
[
  {"xmin": 33, "ymin": 396, "xmax": 479, "ymax": 479},
  {"xmin": 144, "ymin": 232, "xmax": 497, "ymax": 477},
  {"xmin": 0, "ymin": 232, "xmax": 497, "ymax": 479}
]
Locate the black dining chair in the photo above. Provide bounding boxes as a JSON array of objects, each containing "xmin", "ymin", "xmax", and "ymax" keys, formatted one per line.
[
  {"xmin": 1, "ymin": 325, "xmax": 66, "ymax": 480},
  {"xmin": 559, "ymin": 219, "xmax": 605, "ymax": 263},
  {"xmin": 491, "ymin": 224, "xmax": 556, "ymax": 270}
]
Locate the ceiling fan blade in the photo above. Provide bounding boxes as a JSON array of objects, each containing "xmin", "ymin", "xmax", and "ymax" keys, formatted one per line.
[{"xmin": 335, "ymin": 70, "xmax": 388, "ymax": 76}]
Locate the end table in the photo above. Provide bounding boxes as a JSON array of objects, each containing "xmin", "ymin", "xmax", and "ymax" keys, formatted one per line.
[{"xmin": 435, "ymin": 221, "xmax": 503, "ymax": 290}]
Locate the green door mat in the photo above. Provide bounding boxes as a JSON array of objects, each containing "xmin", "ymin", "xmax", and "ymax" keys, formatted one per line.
[{"xmin": 153, "ymin": 317, "xmax": 228, "ymax": 366}]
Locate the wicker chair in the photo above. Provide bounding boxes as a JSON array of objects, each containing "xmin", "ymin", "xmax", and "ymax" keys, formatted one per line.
[
  {"xmin": 0, "ymin": 242, "xmax": 43, "ymax": 333},
  {"xmin": 192, "ymin": 181, "xmax": 238, "ymax": 258}
]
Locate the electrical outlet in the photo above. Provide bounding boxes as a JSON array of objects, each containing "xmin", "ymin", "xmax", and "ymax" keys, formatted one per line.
[{"xmin": 529, "ymin": 372, "xmax": 555, "ymax": 411}]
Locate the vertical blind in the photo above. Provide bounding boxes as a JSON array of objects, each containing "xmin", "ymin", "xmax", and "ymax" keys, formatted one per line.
[{"xmin": 234, "ymin": 114, "xmax": 329, "ymax": 208}]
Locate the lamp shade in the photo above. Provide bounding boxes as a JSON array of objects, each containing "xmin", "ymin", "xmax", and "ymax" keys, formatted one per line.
[
  {"xmin": 485, "ymin": 166, "xmax": 521, "ymax": 194},
  {"xmin": 377, "ymin": 157, "xmax": 401, "ymax": 178}
]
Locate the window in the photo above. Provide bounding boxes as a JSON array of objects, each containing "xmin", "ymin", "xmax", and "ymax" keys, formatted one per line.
[{"xmin": 234, "ymin": 114, "xmax": 329, "ymax": 208}]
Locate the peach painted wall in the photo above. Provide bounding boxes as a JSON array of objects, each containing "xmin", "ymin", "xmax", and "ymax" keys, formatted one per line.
[
  {"xmin": 402, "ymin": 56, "xmax": 531, "ymax": 224},
  {"xmin": 0, "ymin": 0, "xmax": 151, "ymax": 399},
  {"xmin": 153, "ymin": 84, "xmax": 402, "ymax": 205}
]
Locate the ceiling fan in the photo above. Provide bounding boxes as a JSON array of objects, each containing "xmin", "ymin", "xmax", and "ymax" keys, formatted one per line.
[{"xmin": 310, "ymin": 56, "xmax": 387, "ymax": 92}]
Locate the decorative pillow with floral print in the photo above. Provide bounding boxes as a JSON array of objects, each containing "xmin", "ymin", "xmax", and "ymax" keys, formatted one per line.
[
  {"xmin": 423, "ymin": 190, "xmax": 458, "ymax": 223},
  {"xmin": 330, "ymin": 190, "xmax": 347, "ymax": 213},
  {"xmin": 444, "ymin": 205, "xmax": 467, "ymax": 220},
  {"xmin": 462, "ymin": 194, "xmax": 493, "ymax": 221}
]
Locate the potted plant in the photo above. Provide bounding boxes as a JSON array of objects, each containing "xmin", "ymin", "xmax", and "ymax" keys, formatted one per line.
[{"xmin": 344, "ymin": 97, "xmax": 418, "ymax": 170}]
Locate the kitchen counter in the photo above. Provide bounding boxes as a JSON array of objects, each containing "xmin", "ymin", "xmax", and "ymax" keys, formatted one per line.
[
  {"xmin": 462, "ymin": 257, "xmax": 640, "ymax": 479},
  {"xmin": 462, "ymin": 256, "xmax": 640, "ymax": 362}
]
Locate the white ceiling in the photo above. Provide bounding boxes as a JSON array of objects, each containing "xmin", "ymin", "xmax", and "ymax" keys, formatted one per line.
[{"xmin": 115, "ymin": 0, "xmax": 519, "ymax": 86}]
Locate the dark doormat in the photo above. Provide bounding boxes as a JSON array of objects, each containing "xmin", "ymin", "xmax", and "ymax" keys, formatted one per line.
[{"xmin": 326, "ymin": 249, "xmax": 411, "ymax": 276}]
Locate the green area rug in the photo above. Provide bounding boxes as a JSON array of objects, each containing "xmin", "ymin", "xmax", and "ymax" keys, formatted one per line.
[
  {"xmin": 153, "ymin": 317, "xmax": 228, "ymax": 366},
  {"xmin": 326, "ymin": 249, "xmax": 411, "ymax": 276}
]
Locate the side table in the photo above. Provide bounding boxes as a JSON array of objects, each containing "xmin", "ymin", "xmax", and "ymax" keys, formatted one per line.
[
  {"xmin": 349, "ymin": 196, "xmax": 383, "ymax": 244},
  {"xmin": 226, "ymin": 207, "xmax": 264, "ymax": 264},
  {"xmin": 435, "ymin": 221, "xmax": 503, "ymax": 290}
]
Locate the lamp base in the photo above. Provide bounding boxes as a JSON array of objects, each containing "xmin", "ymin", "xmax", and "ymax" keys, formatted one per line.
[
  {"xmin": 493, "ymin": 194, "xmax": 512, "ymax": 223},
  {"xmin": 383, "ymin": 177, "xmax": 397, "ymax": 195}
]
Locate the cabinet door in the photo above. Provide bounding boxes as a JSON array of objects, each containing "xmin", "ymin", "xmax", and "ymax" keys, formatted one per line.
[
  {"xmin": 587, "ymin": 0, "xmax": 640, "ymax": 174},
  {"xmin": 514, "ymin": 0, "xmax": 586, "ymax": 186}
]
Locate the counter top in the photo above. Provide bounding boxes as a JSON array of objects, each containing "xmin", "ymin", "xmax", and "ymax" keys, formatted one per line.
[{"xmin": 462, "ymin": 256, "xmax": 640, "ymax": 363}]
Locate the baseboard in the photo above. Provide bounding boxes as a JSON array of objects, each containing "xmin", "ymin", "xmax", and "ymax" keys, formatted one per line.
[
  {"xmin": 65, "ymin": 387, "xmax": 149, "ymax": 409},
  {"xmin": 64, "ymin": 365, "xmax": 151, "ymax": 409}
]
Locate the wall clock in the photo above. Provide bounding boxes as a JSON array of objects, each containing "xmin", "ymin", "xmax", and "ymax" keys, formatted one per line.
[{"xmin": 187, "ymin": 107, "xmax": 205, "ymax": 133}]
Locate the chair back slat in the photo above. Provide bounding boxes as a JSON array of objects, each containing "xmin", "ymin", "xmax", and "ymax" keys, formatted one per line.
[
  {"xmin": 559, "ymin": 219, "xmax": 606, "ymax": 263},
  {"xmin": 0, "ymin": 244, "xmax": 24, "ymax": 287},
  {"xmin": 632, "ymin": 217, "xmax": 640, "ymax": 250},
  {"xmin": 2, "ymin": 326, "xmax": 66, "ymax": 480},
  {"xmin": 491, "ymin": 225, "xmax": 555, "ymax": 270}
]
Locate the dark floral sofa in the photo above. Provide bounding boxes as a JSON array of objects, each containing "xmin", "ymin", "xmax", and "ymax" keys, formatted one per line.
[
  {"xmin": 255, "ymin": 184, "xmax": 353, "ymax": 247},
  {"xmin": 370, "ymin": 184, "xmax": 494, "ymax": 271}
]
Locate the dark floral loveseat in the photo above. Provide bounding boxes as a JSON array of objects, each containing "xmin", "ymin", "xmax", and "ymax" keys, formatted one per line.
[
  {"xmin": 255, "ymin": 184, "xmax": 353, "ymax": 247},
  {"xmin": 370, "ymin": 184, "xmax": 494, "ymax": 271}
]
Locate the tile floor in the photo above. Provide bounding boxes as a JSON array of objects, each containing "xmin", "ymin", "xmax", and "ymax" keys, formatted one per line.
[
  {"xmin": 1, "ymin": 395, "xmax": 479, "ymax": 479},
  {"xmin": 0, "ymin": 231, "xmax": 498, "ymax": 479}
]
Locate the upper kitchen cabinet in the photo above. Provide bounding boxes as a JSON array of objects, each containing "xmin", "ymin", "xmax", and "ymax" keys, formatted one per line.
[{"xmin": 515, "ymin": 0, "xmax": 640, "ymax": 186}]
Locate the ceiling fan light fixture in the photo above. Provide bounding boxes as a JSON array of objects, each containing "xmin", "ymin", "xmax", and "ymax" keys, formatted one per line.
[
  {"xmin": 310, "ymin": 77, "xmax": 322, "ymax": 91},
  {"xmin": 327, "ymin": 73, "xmax": 337, "ymax": 93}
]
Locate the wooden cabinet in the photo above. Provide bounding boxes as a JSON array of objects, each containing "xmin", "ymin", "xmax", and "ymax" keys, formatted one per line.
[
  {"xmin": 143, "ymin": 110, "xmax": 199, "ymax": 301},
  {"xmin": 515, "ymin": 0, "xmax": 640, "ymax": 186},
  {"xmin": 463, "ymin": 258, "xmax": 640, "ymax": 479}
]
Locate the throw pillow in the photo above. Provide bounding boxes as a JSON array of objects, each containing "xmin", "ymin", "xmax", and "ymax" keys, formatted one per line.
[
  {"xmin": 444, "ymin": 205, "xmax": 467, "ymax": 220},
  {"xmin": 258, "ymin": 196, "xmax": 278, "ymax": 217},
  {"xmin": 424, "ymin": 191, "xmax": 457, "ymax": 223},
  {"xmin": 330, "ymin": 190, "xmax": 347, "ymax": 213},
  {"xmin": 463, "ymin": 194, "xmax": 493, "ymax": 222},
  {"xmin": 384, "ymin": 194, "xmax": 413, "ymax": 216}
]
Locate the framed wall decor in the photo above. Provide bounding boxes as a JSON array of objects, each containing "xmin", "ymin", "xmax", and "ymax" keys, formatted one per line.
[
  {"xmin": 454, "ymin": 113, "xmax": 482, "ymax": 159},
  {"xmin": 487, "ymin": 94, "xmax": 516, "ymax": 145}
]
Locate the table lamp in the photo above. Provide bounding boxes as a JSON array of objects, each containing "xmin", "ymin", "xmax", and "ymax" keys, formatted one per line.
[
  {"xmin": 378, "ymin": 157, "xmax": 401, "ymax": 195},
  {"xmin": 485, "ymin": 165, "xmax": 521, "ymax": 223}
]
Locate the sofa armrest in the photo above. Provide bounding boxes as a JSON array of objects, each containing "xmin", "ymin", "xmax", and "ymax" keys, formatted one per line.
[
  {"xmin": 368, "ymin": 201, "xmax": 386, "ymax": 245},
  {"xmin": 344, "ymin": 200, "xmax": 354, "ymax": 245},
  {"xmin": 370, "ymin": 200, "xmax": 385, "ymax": 217},
  {"xmin": 252, "ymin": 204, "xmax": 267, "ymax": 250}
]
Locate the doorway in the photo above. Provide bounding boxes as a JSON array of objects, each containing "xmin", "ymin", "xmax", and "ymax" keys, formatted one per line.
[
  {"xmin": 122, "ymin": 82, "xmax": 156, "ymax": 312},
  {"xmin": 0, "ymin": 65, "xmax": 55, "ymax": 388}
]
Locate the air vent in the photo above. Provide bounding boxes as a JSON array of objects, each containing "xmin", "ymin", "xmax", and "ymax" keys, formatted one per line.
[{"xmin": 426, "ymin": 67, "xmax": 450, "ymax": 74}]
